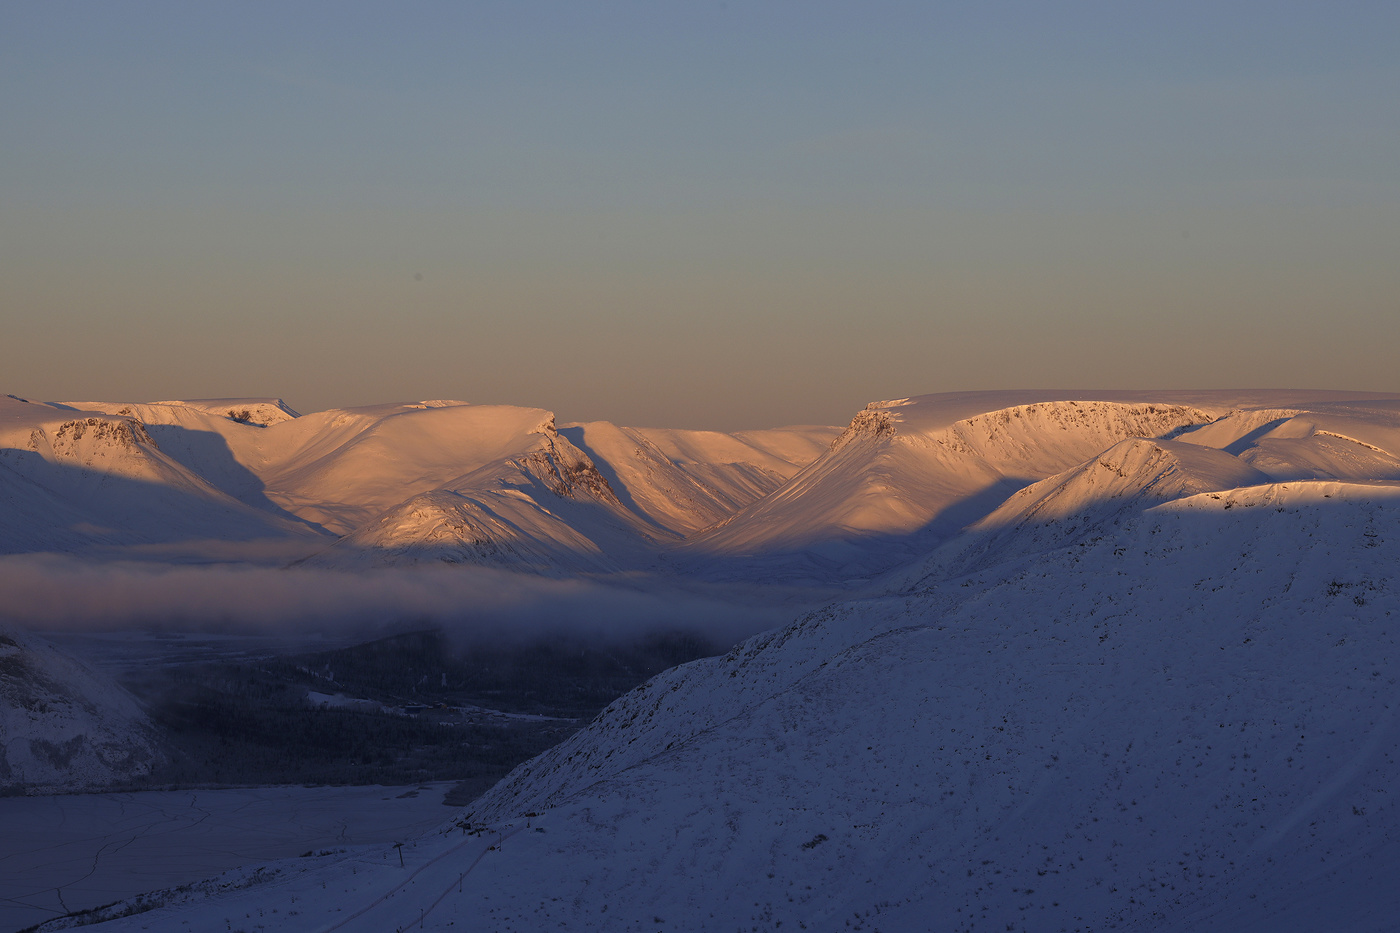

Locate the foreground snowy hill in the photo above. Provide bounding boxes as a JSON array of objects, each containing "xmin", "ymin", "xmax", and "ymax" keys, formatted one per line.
[
  {"xmin": 0, "ymin": 624, "xmax": 162, "ymax": 793},
  {"xmin": 55, "ymin": 397, "xmax": 1400, "ymax": 933}
]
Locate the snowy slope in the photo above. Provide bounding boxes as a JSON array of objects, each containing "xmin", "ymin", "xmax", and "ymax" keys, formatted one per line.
[
  {"xmin": 912, "ymin": 437, "xmax": 1274, "ymax": 579},
  {"xmin": 0, "ymin": 395, "xmax": 839, "ymax": 572},
  {"xmin": 56, "ymin": 396, "xmax": 1400, "ymax": 933},
  {"xmin": 0, "ymin": 624, "xmax": 163, "ymax": 794},
  {"xmin": 1175, "ymin": 403, "xmax": 1400, "ymax": 483},
  {"xmin": 267, "ymin": 409, "xmax": 836, "ymax": 569},
  {"xmin": 211, "ymin": 401, "xmax": 550, "ymax": 535},
  {"xmin": 678, "ymin": 391, "xmax": 1400, "ymax": 582},
  {"xmin": 308, "ymin": 489, "xmax": 618, "ymax": 572},
  {"xmin": 558, "ymin": 422, "xmax": 839, "ymax": 536},
  {"xmin": 6, "ymin": 389, "xmax": 1398, "ymax": 580},
  {"xmin": 301, "ymin": 418, "xmax": 651, "ymax": 573},
  {"xmin": 0, "ymin": 396, "xmax": 311, "ymax": 552},
  {"xmin": 461, "ymin": 483, "xmax": 1400, "ymax": 933},
  {"xmin": 64, "ymin": 398, "xmax": 308, "ymax": 518},
  {"xmin": 0, "ymin": 457, "xmax": 96, "ymax": 554},
  {"xmin": 71, "ymin": 398, "xmax": 298, "ymax": 428},
  {"xmin": 679, "ymin": 396, "xmax": 1224, "ymax": 579},
  {"xmin": 67, "ymin": 477, "xmax": 1400, "ymax": 932},
  {"xmin": 30, "ymin": 400, "xmax": 597, "ymax": 539}
]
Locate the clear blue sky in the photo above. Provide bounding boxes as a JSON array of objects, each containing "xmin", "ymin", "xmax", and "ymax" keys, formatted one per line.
[{"xmin": 3, "ymin": 1, "xmax": 1397, "ymax": 429}]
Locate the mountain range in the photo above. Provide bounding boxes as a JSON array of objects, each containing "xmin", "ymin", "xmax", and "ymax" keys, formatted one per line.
[
  {"xmin": 6, "ymin": 388, "xmax": 1396, "ymax": 581},
  {"xmin": 7, "ymin": 387, "xmax": 1400, "ymax": 931}
]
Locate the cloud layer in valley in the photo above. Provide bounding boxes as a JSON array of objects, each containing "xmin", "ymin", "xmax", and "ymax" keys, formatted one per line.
[{"xmin": 0, "ymin": 555, "xmax": 789, "ymax": 647}]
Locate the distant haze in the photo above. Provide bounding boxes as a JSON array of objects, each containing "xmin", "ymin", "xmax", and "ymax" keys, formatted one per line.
[{"xmin": 3, "ymin": 3, "xmax": 1398, "ymax": 430}]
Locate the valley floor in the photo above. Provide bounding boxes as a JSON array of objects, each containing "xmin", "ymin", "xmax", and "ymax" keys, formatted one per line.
[{"xmin": 0, "ymin": 782, "xmax": 457, "ymax": 933}]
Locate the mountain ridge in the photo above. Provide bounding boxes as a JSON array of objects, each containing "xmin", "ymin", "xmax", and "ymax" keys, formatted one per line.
[{"xmin": 6, "ymin": 390, "xmax": 1400, "ymax": 580}]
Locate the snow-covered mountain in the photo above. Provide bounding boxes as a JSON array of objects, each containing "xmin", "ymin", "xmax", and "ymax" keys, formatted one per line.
[
  {"xmin": 444, "ymin": 478, "xmax": 1400, "ymax": 933},
  {"xmin": 36, "ymin": 389, "xmax": 1400, "ymax": 933},
  {"xmin": 8, "ymin": 389, "xmax": 1398, "ymax": 581},
  {"xmin": 0, "ymin": 395, "xmax": 842, "ymax": 571},
  {"xmin": 0, "ymin": 625, "xmax": 163, "ymax": 794},
  {"xmin": 557, "ymin": 421, "xmax": 836, "ymax": 536},
  {"xmin": 912, "ymin": 437, "xmax": 1273, "ymax": 579},
  {"xmin": 675, "ymin": 390, "xmax": 1383, "ymax": 581},
  {"xmin": 0, "ymin": 395, "xmax": 311, "ymax": 553}
]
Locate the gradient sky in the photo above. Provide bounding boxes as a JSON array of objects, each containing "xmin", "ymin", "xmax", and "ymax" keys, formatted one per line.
[{"xmin": 3, "ymin": 2, "xmax": 1397, "ymax": 430}]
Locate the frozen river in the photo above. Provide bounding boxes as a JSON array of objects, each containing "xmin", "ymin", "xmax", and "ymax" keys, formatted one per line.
[{"xmin": 0, "ymin": 782, "xmax": 458, "ymax": 932}]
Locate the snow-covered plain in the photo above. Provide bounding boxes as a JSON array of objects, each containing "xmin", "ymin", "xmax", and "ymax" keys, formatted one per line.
[
  {"xmin": 6, "ymin": 388, "xmax": 1400, "ymax": 931},
  {"xmin": 0, "ymin": 782, "xmax": 457, "ymax": 932}
]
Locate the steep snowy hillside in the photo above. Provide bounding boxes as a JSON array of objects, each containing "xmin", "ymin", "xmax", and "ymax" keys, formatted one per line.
[
  {"xmin": 302, "ymin": 418, "xmax": 651, "ymax": 573},
  {"xmin": 679, "ymin": 391, "xmax": 1400, "ymax": 583},
  {"xmin": 558, "ymin": 422, "xmax": 839, "ymax": 536},
  {"xmin": 681, "ymin": 395, "xmax": 1224, "ymax": 579},
  {"xmin": 0, "ymin": 625, "xmax": 163, "ymax": 794},
  {"xmin": 465, "ymin": 483, "xmax": 1400, "ymax": 933},
  {"xmin": 1, "ymin": 395, "xmax": 842, "ymax": 573}
]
